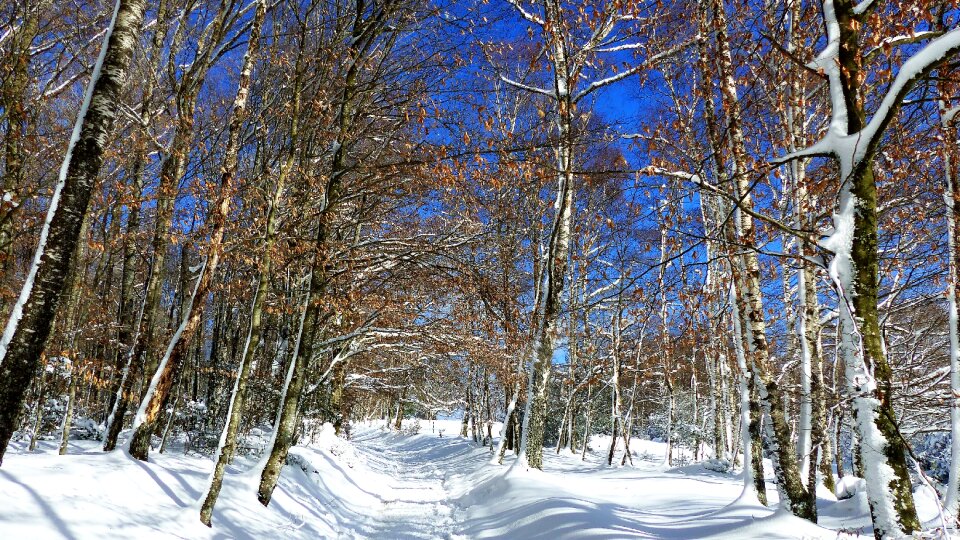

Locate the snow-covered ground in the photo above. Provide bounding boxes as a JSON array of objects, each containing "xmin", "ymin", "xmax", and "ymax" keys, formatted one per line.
[{"xmin": 0, "ymin": 420, "xmax": 947, "ymax": 538}]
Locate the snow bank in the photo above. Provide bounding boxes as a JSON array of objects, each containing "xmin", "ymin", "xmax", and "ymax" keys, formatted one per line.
[{"xmin": 0, "ymin": 433, "xmax": 358, "ymax": 538}]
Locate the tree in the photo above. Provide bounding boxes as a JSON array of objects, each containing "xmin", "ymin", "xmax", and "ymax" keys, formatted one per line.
[
  {"xmin": 0, "ymin": 0, "xmax": 146, "ymax": 463},
  {"xmin": 496, "ymin": 0, "xmax": 671, "ymax": 471}
]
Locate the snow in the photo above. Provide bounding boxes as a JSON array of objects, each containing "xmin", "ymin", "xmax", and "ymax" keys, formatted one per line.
[
  {"xmin": 792, "ymin": 15, "xmax": 960, "ymax": 175},
  {"xmin": 2, "ymin": 419, "xmax": 947, "ymax": 539},
  {"xmin": 729, "ymin": 282, "xmax": 758, "ymax": 498},
  {"xmin": 942, "ymin": 98, "xmax": 960, "ymax": 518},
  {"xmin": 796, "ymin": 267, "xmax": 813, "ymax": 483}
]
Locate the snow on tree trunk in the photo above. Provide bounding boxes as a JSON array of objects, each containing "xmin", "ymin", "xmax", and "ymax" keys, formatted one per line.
[
  {"xmin": 518, "ymin": 163, "xmax": 572, "ymax": 469},
  {"xmin": 0, "ymin": 0, "xmax": 146, "ymax": 463},
  {"xmin": 59, "ymin": 362, "xmax": 78, "ymax": 455},
  {"xmin": 793, "ymin": 163, "xmax": 834, "ymax": 496},
  {"xmin": 494, "ymin": 359, "xmax": 523, "ymax": 464},
  {"xmin": 730, "ymin": 282, "xmax": 762, "ymax": 504},
  {"xmin": 127, "ymin": 255, "xmax": 205, "ymax": 460}
]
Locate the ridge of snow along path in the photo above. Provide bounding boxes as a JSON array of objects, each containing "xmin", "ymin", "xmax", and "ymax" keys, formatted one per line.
[{"xmin": 0, "ymin": 419, "xmax": 945, "ymax": 538}]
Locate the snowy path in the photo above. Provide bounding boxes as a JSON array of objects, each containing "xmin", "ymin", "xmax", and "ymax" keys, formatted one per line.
[
  {"xmin": 350, "ymin": 428, "xmax": 460, "ymax": 539},
  {"xmin": 343, "ymin": 423, "xmax": 856, "ymax": 539}
]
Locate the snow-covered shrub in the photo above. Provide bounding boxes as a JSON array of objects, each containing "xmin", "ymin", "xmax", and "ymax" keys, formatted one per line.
[
  {"xmin": 286, "ymin": 451, "xmax": 319, "ymax": 475},
  {"xmin": 238, "ymin": 425, "xmax": 272, "ymax": 456},
  {"xmin": 174, "ymin": 400, "xmax": 221, "ymax": 454},
  {"xmin": 68, "ymin": 417, "xmax": 102, "ymax": 440},
  {"xmin": 30, "ymin": 396, "xmax": 67, "ymax": 441},
  {"xmin": 835, "ymin": 476, "xmax": 866, "ymax": 500},
  {"xmin": 401, "ymin": 418, "xmax": 421, "ymax": 436},
  {"xmin": 637, "ymin": 450, "xmax": 656, "ymax": 462},
  {"xmin": 645, "ymin": 391, "xmax": 704, "ymax": 455},
  {"xmin": 703, "ymin": 458, "xmax": 733, "ymax": 474},
  {"xmin": 911, "ymin": 432, "xmax": 950, "ymax": 485},
  {"xmin": 315, "ymin": 422, "xmax": 361, "ymax": 468}
]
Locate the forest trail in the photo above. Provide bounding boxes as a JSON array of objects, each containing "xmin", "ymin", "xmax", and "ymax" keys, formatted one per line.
[
  {"xmin": 325, "ymin": 421, "xmax": 859, "ymax": 539},
  {"xmin": 350, "ymin": 426, "xmax": 461, "ymax": 539}
]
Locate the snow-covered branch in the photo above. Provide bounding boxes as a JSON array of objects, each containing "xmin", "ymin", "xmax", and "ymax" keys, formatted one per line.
[
  {"xmin": 499, "ymin": 75, "xmax": 554, "ymax": 98},
  {"xmin": 504, "ymin": 0, "xmax": 544, "ymax": 26},
  {"xmin": 573, "ymin": 39, "xmax": 693, "ymax": 104}
]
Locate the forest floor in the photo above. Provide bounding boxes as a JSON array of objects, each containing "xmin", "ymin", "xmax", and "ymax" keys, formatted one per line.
[{"xmin": 0, "ymin": 420, "xmax": 948, "ymax": 539}]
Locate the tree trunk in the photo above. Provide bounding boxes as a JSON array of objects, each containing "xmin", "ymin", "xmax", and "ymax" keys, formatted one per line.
[
  {"xmin": 518, "ymin": 0, "xmax": 575, "ymax": 470},
  {"xmin": 797, "ymin": 192, "xmax": 834, "ymax": 497},
  {"xmin": 28, "ymin": 365, "xmax": 48, "ymax": 452},
  {"xmin": 59, "ymin": 360, "xmax": 78, "ymax": 456},
  {"xmin": 729, "ymin": 278, "xmax": 764, "ymax": 503},
  {"xmin": 495, "ymin": 379, "xmax": 520, "ymax": 463},
  {"xmin": 394, "ymin": 394, "xmax": 404, "ymax": 431},
  {"xmin": 823, "ymin": 3, "xmax": 919, "ymax": 535},
  {"xmin": 196, "ymin": 0, "xmax": 269, "ymax": 522},
  {"xmin": 580, "ymin": 385, "xmax": 592, "ymax": 462},
  {"xmin": 461, "ymin": 373, "xmax": 471, "ymax": 437},
  {"xmin": 939, "ymin": 77, "xmax": 960, "ymax": 523},
  {"xmin": 258, "ymin": 281, "xmax": 315, "ymax": 505},
  {"xmin": 748, "ymin": 376, "xmax": 768, "ymax": 506},
  {"xmin": 257, "ymin": 0, "xmax": 393, "ymax": 500},
  {"xmin": 101, "ymin": 0, "xmax": 174, "ymax": 450},
  {"xmin": 158, "ymin": 374, "xmax": 183, "ymax": 454},
  {"xmin": 835, "ymin": 407, "xmax": 846, "ymax": 482}
]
